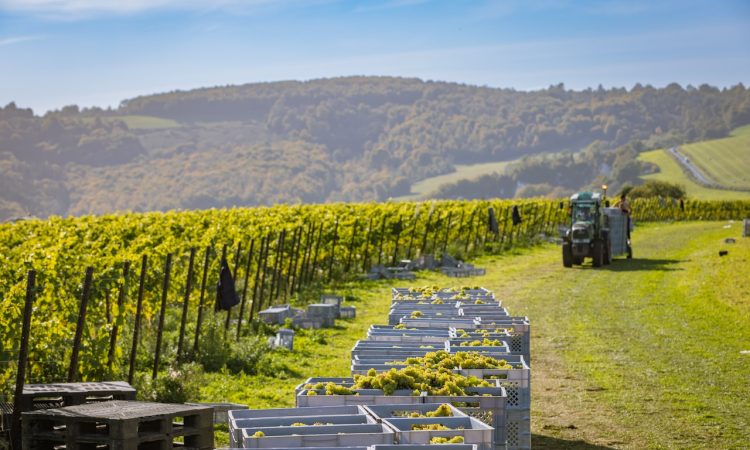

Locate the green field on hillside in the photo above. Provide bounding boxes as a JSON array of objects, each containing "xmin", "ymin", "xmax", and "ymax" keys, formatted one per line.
[
  {"xmin": 201, "ymin": 221, "xmax": 750, "ymax": 449},
  {"xmin": 396, "ymin": 160, "xmax": 514, "ymax": 200},
  {"xmin": 638, "ymin": 149, "xmax": 750, "ymax": 200},
  {"xmin": 679, "ymin": 125, "xmax": 750, "ymax": 190}
]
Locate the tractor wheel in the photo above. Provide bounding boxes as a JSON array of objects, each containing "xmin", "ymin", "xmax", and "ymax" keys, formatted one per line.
[
  {"xmin": 592, "ymin": 239, "xmax": 604, "ymax": 267},
  {"xmin": 604, "ymin": 238, "xmax": 613, "ymax": 265},
  {"xmin": 562, "ymin": 243, "xmax": 573, "ymax": 268}
]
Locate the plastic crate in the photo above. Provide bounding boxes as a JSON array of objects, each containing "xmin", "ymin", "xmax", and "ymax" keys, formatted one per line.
[
  {"xmin": 504, "ymin": 409, "xmax": 531, "ymax": 450},
  {"xmin": 229, "ymin": 405, "xmax": 364, "ymax": 421},
  {"xmin": 382, "ymin": 416, "xmax": 493, "ymax": 450},
  {"xmin": 296, "ymin": 386, "xmax": 507, "ymax": 448},
  {"xmin": 230, "ymin": 412, "xmax": 372, "ymax": 447},
  {"xmin": 362, "ymin": 403, "xmax": 468, "ymax": 420},
  {"xmin": 241, "ymin": 423, "xmax": 394, "ymax": 448},
  {"xmin": 372, "ymin": 445, "xmax": 476, "ymax": 450}
]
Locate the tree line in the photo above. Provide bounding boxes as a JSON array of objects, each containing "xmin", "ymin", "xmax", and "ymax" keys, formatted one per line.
[{"xmin": 1, "ymin": 77, "xmax": 749, "ymax": 220}]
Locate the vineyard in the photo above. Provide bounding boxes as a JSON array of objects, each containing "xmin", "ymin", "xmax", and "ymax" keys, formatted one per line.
[{"xmin": 1, "ymin": 198, "xmax": 749, "ymax": 397}]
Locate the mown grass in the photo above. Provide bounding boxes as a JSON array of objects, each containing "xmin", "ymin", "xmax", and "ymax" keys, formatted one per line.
[
  {"xmin": 395, "ymin": 160, "xmax": 514, "ymax": 200},
  {"xmin": 678, "ymin": 125, "xmax": 750, "ymax": 190},
  {"xmin": 200, "ymin": 221, "xmax": 750, "ymax": 449},
  {"xmin": 638, "ymin": 149, "xmax": 750, "ymax": 200}
]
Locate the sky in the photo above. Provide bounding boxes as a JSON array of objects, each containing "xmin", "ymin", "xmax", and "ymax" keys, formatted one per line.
[{"xmin": 1, "ymin": 0, "xmax": 749, "ymax": 114}]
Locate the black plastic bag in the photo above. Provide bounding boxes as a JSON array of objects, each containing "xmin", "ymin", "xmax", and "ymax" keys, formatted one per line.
[
  {"xmin": 488, "ymin": 207, "xmax": 499, "ymax": 233},
  {"xmin": 215, "ymin": 257, "xmax": 239, "ymax": 311},
  {"xmin": 512, "ymin": 205, "xmax": 522, "ymax": 226}
]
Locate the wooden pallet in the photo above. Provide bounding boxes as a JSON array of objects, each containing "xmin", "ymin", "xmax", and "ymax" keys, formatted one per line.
[
  {"xmin": 21, "ymin": 382, "xmax": 136, "ymax": 412},
  {"xmin": 22, "ymin": 400, "xmax": 212, "ymax": 450}
]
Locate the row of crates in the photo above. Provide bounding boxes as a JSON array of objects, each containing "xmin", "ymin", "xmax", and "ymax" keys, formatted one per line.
[
  {"xmin": 362, "ymin": 287, "xmax": 531, "ymax": 449},
  {"xmin": 227, "ymin": 286, "xmax": 530, "ymax": 450}
]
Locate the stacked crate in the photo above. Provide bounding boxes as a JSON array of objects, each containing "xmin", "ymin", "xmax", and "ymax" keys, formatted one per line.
[
  {"xmin": 22, "ymin": 400, "xmax": 213, "ymax": 450},
  {"xmin": 227, "ymin": 285, "xmax": 530, "ymax": 450},
  {"xmin": 307, "ymin": 303, "xmax": 338, "ymax": 327},
  {"xmin": 368, "ymin": 287, "xmax": 531, "ymax": 450}
]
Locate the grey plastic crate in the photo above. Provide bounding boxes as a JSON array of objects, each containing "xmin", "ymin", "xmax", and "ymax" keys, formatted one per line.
[
  {"xmin": 454, "ymin": 357, "xmax": 531, "ymax": 410},
  {"xmin": 505, "ymin": 409, "xmax": 531, "ymax": 450},
  {"xmin": 321, "ymin": 295, "xmax": 343, "ymax": 307},
  {"xmin": 293, "ymin": 378, "xmax": 358, "ymax": 396},
  {"xmin": 297, "ymin": 387, "xmax": 507, "ymax": 448},
  {"xmin": 340, "ymin": 306, "xmax": 356, "ymax": 319},
  {"xmin": 241, "ymin": 423, "xmax": 394, "ymax": 448},
  {"xmin": 382, "ymin": 417, "xmax": 493, "ymax": 450},
  {"xmin": 372, "ymin": 445, "xmax": 477, "ymax": 450},
  {"xmin": 229, "ymin": 404, "xmax": 363, "ymax": 420},
  {"xmin": 234, "ymin": 414, "xmax": 371, "ymax": 429},
  {"xmin": 308, "ymin": 303, "xmax": 338, "ymax": 317},
  {"xmin": 186, "ymin": 402, "xmax": 247, "ymax": 424},
  {"xmin": 231, "ymin": 413, "xmax": 373, "ymax": 447},
  {"xmin": 218, "ymin": 447, "xmax": 367, "ymax": 450},
  {"xmin": 362, "ymin": 403, "xmax": 468, "ymax": 421},
  {"xmin": 296, "ymin": 389, "xmax": 424, "ymax": 408},
  {"xmin": 258, "ymin": 305, "xmax": 292, "ymax": 325}
]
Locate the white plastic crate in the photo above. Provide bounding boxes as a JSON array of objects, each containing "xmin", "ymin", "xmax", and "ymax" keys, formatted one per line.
[
  {"xmin": 372, "ymin": 445, "xmax": 476, "ymax": 450},
  {"xmin": 362, "ymin": 403, "xmax": 468, "ymax": 421},
  {"xmin": 504, "ymin": 409, "xmax": 531, "ymax": 450},
  {"xmin": 382, "ymin": 416, "xmax": 493, "ymax": 450},
  {"xmin": 241, "ymin": 423, "xmax": 394, "ymax": 448},
  {"xmin": 231, "ymin": 413, "xmax": 374, "ymax": 447},
  {"xmin": 454, "ymin": 356, "xmax": 531, "ymax": 410},
  {"xmin": 298, "ymin": 386, "xmax": 507, "ymax": 448}
]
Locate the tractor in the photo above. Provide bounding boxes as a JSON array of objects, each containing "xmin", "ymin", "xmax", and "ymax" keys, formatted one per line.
[{"xmin": 562, "ymin": 191, "xmax": 632, "ymax": 268}]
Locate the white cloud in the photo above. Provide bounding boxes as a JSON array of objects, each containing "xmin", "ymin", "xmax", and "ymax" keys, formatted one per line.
[
  {"xmin": 0, "ymin": 35, "xmax": 42, "ymax": 46},
  {"xmin": 0, "ymin": 0, "xmax": 325, "ymax": 17}
]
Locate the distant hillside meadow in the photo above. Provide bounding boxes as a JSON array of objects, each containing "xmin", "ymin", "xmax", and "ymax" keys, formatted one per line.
[{"xmin": 1, "ymin": 77, "xmax": 750, "ymax": 220}]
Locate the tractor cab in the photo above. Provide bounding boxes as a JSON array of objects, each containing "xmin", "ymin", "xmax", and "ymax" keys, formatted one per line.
[{"xmin": 568, "ymin": 192, "xmax": 604, "ymax": 245}]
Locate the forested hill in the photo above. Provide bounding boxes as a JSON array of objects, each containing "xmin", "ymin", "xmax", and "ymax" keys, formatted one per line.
[{"xmin": 2, "ymin": 77, "xmax": 750, "ymax": 220}]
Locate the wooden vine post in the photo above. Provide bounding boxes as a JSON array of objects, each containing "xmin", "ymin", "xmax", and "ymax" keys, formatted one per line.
[
  {"xmin": 152, "ymin": 253, "xmax": 172, "ymax": 380},
  {"xmin": 10, "ymin": 270, "xmax": 36, "ymax": 450},
  {"xmin": 68, "ymin": 267, "xmax": 94, "ymax": 383},
  {"xmin": 177, "ymin": 248, "xmax": 196, "ymax": 362}
]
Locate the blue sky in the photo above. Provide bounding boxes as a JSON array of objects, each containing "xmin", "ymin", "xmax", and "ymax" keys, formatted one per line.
[{"xmin": 1, "ymin": 0, "xmax": 748, "ymax": 114}]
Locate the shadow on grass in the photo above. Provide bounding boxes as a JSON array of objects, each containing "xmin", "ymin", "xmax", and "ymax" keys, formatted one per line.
[
  {"xmin": 532, "ymin": 434, "xmax": 620, "ymax": 449},
  {"xmin": 571, "ymin": 258, "xmax": 685, "ymax": 272},
  {"xmin": 605, "ymin": 258, "xmax": 685, "ymax": 272}
]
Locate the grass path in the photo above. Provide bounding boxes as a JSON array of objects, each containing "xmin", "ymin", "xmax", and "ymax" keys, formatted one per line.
[{"xmin": 202, "ymin": 221, "xmax": 750, "ymax": 449}]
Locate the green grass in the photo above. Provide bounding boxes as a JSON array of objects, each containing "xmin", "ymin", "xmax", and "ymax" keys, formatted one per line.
[
  {"xmin": 199, "ymin": 221, "xmax": 749, "ymax": 449},
  {"xmin": 395, "ymin": 160, "xmax": 514, "ymax": 201},
  {"xmin": 638, "ymin": 149, "xmax": 750, "ymax": 200},
  {"xmin": 678, "ymin": 125, "xmax": 750, "ymax": 190},
  {"xmin": 108, "ymin": 115, "xmax": 181, "ymax": 130}
]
